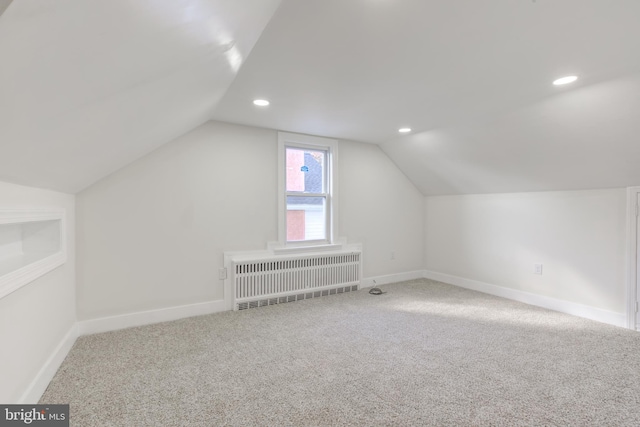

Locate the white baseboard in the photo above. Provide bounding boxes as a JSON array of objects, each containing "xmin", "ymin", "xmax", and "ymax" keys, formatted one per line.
[
  {"xmin": 423, "ymin": 270, "xmax": 626, "ymax": 328},
  {"xmin": 18, "ymin": 299, "xmax": 229, "ymax": 403},
  {"xmin": 19, "ymin": 323, "xmax": 79, "ymax": 404},
  {"xmin": 78, "ymin": 299, "xmax": 227, "ymax": 336},
  {"xmin": 361, "ymin": 270, "xmax": 425, "ymax": 288},
  {"xmin": 17, "ymin": 269, "xmax": 630, "ymax": 404}
]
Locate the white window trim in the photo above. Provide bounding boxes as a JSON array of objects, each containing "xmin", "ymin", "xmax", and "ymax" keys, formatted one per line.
[{"xmin": 277, "ymin": 131, "xmax": 339, "ymax": 248}]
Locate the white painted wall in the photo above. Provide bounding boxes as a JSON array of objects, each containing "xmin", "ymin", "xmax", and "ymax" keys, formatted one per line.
[
  {"xmin": 340, "ymin": 140, "xmax": 424, "ymax": 278},
  {"xmin": 425, "ymin": 189, "xmax": 627, "ymax": 314},
  {"xmin": 0, "ymin": 181, "xmax": 75, "ymax": 403},
  {"xmin": 77, "ymin": 121, "xmax": 424, "ymax": 321}
]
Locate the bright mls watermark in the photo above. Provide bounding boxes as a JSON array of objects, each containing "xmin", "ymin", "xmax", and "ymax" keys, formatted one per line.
[{"xmin": 0, "ymin": 405, "xmax": 68, "ymax": 426}]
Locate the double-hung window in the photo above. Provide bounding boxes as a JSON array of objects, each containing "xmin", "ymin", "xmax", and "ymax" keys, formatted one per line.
[{"xmin": 278, "ymin": 132, "xmax": 338, "ymax": 246}]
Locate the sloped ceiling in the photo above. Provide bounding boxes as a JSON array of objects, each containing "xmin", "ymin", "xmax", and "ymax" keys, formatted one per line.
[
  {"xmin": 213, "ymin": 0, "xmax": 640, "ymax": 195},
  {"xmin": 2, "ymin": 0, "xmax": 640, "ymax": 195},
  {"xmin": 0, "ymin": 0, "xmax": 282, "ymax": 193}
]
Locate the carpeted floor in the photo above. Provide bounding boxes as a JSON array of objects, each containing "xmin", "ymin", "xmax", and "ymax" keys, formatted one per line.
[{"xmin": 41, "ymin": 279, "xmax": 640, "ymax": 426}]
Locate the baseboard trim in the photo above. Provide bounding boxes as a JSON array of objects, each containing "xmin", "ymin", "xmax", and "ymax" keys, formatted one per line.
[
  {"xmin": 15, "ymin": 269, "xmax": 631, "ymax": 404},
  {"xmin": 423, "ymin": 270, "xmax": 626, "ymax": 328},
  {"xmin": 19, "ymin": 299, "xmax": 229, "ymax": 403},
  {"xmin": 361, "ymin": 270, "xmax": 425, "ymax": 288},
  {"xmin": 78, "ymin": 299, "xmax": 227, "ymax": 336},
  {"xmin": 19, "ymin": 323, "xmax": 79, "ymax": 404}
]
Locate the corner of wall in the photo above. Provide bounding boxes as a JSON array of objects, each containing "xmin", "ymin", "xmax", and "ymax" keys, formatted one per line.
[{"xmin": 19, "ymin": 324, "xmax": 78, "ymax": 403}]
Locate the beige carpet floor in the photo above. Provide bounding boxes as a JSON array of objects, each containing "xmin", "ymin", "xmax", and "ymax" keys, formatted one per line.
[{"xmin": 41, "ymin": 279, "xmax": 640, "ymax": 426}]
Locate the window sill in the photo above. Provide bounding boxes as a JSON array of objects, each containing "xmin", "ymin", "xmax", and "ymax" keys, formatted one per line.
[
  {"xmin": 272, "ymin": 243, "xmax": 344, "ymax": 255},
  {"xmin": 266, "ymin": 238, "xmax": 352, "ymax": 256}
]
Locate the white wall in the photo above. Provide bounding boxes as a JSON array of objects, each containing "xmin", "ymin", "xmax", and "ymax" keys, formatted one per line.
[
  {"xmin": 340, "ymin": 140, "xmax": 424, "ymax": 278},
  {"xmin": 0, "ymin": 181, "xmax": 75, "ymax": 403},
  {"xmin": 425, "ymin": 189, "xmax": 627, "ymax": 314},
  {"xmin": 77, "ymin": 121, "xmax": 424, "ymax": 321}
]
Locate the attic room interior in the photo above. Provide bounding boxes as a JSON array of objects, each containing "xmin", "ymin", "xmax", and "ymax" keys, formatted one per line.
[{"xmin": 2, "ymin": 0, "xmax": 640, "ymax": 425}]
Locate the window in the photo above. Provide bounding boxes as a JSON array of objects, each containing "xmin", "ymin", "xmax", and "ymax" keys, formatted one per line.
[{"xmin": 278, "ymin": 132, "xmax": 338, "ymax": 245}]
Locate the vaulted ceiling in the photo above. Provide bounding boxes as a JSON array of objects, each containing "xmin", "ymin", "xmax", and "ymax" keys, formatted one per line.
[
  {"xmin": 1, "ymin": 0, "xmax": 640, "ymax": 195},
  {"xmin": 0, "ymin": 0, "xmax": 282, "ymax": 193}
]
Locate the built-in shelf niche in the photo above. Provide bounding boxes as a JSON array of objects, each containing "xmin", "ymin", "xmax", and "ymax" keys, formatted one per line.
[{"xmin": 0, "ymin": 209, "xmax": 66, "ymax": 299}]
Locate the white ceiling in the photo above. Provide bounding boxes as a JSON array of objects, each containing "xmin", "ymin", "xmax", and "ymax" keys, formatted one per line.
[
  {"xmin": 0, "ymin": 0, "xmax": 281, "ymax": 193},
  {"xmin": 2, "ymin": 0, "xmax": 640, "ymax": 195}
]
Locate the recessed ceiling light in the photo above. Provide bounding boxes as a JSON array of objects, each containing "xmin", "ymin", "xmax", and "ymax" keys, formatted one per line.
[
  {"xmin": 253, "ymin": 99, "xmax": 270, "ymax": 107},
  {"xmin": 553, "ymin": 76, "xmax": 578, "ymax": 86},
  {"xmin": 398, "ymin": 128, "xmax": 412, "ymax": 133}
]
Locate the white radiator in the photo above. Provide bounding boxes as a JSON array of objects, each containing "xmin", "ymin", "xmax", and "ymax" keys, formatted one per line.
[{"xmin": 230, "ymin": 251, "xmax": 361, "ymax": 310}]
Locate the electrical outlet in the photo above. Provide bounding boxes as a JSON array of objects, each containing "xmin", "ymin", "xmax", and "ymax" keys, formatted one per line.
[
  {"xmin": 218, "ymin": 268, "xmax": 227, "ymax": 280},
  {"xmin": 391, "ymin": 251, "xmax": 396, "ymax": 260},
  {"xmin": 533, "ymin": 263, "xmax": 543, "ymax": 275}
]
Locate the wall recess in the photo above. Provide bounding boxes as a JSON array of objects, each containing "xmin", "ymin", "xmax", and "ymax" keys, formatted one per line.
[{"xmin": 0, "ymin": 209, "xmax": 66, "ymax": 299}]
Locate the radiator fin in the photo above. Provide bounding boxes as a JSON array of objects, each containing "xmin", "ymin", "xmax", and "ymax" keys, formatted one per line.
[
  {"xmin": 236, "ymin": 285, "xmax": 358, "ymax": 311},
  {"xmin": 233, "ymin": 252, "xmax": 361, "ymax": 310}
]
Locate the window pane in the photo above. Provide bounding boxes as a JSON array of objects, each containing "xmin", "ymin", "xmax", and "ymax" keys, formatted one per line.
[
  {"xmin": 286, "ymin": 196, "xmax": 326, "ymax": 241},
  {"xmin": 285, "ymin": 147, "xmax": 325, "ymax": 193}
]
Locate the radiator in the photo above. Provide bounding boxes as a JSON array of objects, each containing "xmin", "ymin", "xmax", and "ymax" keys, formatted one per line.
[{"xmin": 231, "ymin": 251, "xmax": 361, "ymax": 310}]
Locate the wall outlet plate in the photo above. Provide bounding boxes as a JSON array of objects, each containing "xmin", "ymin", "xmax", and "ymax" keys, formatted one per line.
[
  {"xmin": 533, "ymin": 263, "xmax": 543, "ymax": 275},
  {"xmin": 218, "ymin": 268, "xmax": 227, "ymax": 280}
]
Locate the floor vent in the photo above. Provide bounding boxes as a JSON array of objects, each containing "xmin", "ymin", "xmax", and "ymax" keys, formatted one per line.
[{"xmin": 231, "ymin": 251, "xmax": 361, "ymax": 311}]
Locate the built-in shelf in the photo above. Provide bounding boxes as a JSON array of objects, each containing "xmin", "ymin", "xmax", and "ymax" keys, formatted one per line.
[{"xmin": 0, "ymin": 209, "xmax": 66, "ymax": 299}]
